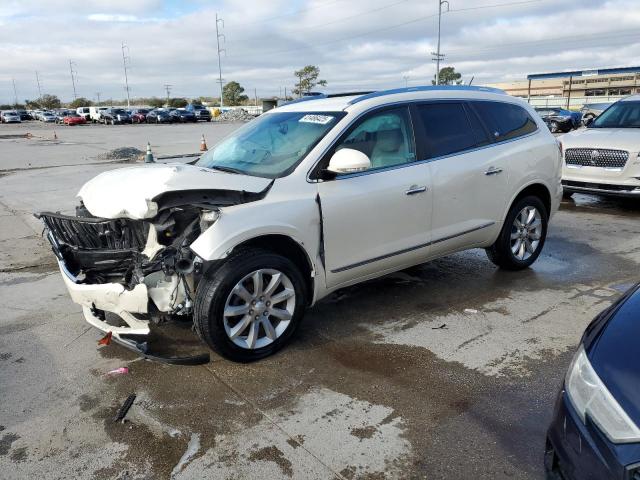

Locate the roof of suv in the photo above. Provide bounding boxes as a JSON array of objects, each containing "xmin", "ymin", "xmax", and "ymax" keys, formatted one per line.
[{"xmin": 276, "ymin": 85, "xmax": 509, "ymax": 113}]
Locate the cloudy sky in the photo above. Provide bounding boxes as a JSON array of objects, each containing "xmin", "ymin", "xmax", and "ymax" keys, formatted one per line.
[{"xmin": 1, "ymin": 0, "xmax": 640, "ymax": 104}]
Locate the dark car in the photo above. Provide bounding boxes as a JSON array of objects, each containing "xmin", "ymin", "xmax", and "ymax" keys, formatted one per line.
[
  {"xmin": 102, "ymin": 108, "xmax": 132, "ymax": 125},
  {"xmin": 130, "ymin": 108, "xmax": 149, "ymax": 123},
  {"xmin": 16, "ymin": 110, "xmax": 30, "ymax": 121},
  {"xmin": 185, "ymin": 103, "xmax": 211, "ymax": 121},
  {"xmin": 546, "ymin": 283, "xmax": 640, "ymax": 480},
  {"xmin": 146, "ymin": 109, "xmax": 172, "ymax": 124},
  {"xmin": 169, "ymin": 109, "xmax": 197, "ymax": 123},
  {"xmin": 535, "ymin": 107, "xmax": 581, "ymax": 133}
]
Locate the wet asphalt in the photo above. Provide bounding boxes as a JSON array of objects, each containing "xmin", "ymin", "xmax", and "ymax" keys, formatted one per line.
[{"xmin": 1, "ymin": 122, "xmax": 639, "ymax": 479}]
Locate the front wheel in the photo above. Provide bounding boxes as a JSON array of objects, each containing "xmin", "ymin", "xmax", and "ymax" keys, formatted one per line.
[
  {"xmin": 194, "ymin": 248, "xmax": 306, "ymax": 362},
  {"xmin": 486, "ymin": 195, "xmax": 548, "ymax": 270}
]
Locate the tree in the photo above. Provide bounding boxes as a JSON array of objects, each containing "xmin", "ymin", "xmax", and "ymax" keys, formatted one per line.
[
  {"xmin": 168, "ymin": 97, "xmax": 188, "ymax": 108},
  {"xmin": 148, "ymin": 97, "xmax": 165, "ymax": 108},
  {"xmin": 38, "ymin": 94, "xmax": 61, "ymax": 109},
  {"xmin": 292, "ymin": 65, "xmax": 327, "ymax": 97},
  {"xmin": 190, "ymin": 98, "xmax": 203, "ymax": 106},
  {"xmin": 25, "ymin": 99, "xmax": 41, "ymax": 109},
  {"xmin": 68, "ymin": 97, "xmax": 93, "ymax": 109},
  {"xmin": 222, "ymin": 81, "xmax": 248, "ymax": 106},
  {"xmin": 432, "ymin": 66, "xmax": 462, "ymax": 86}
]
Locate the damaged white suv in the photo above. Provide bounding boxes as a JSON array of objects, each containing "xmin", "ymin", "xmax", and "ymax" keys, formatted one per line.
[{"xmin": 39, "ymin": 86, "xmax": 562, "ymax": 362}]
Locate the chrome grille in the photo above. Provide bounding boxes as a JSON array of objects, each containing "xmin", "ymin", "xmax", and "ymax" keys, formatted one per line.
[
  {"xmin": 565, "ymin": 148, "xmax": 628, "ymax": 168},
  {"xmin": 39, "ymin": 213, "xmax": 147, "ymax": 250}
]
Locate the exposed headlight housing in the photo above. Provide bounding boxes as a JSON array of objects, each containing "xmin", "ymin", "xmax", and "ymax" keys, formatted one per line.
[
  {"xmin": 565, "ymin": 346, "xmax": 640, "ymax": 443},
  {"xmin": 199, "ymin": 209, "xmax": 219, "ymax": 230}
]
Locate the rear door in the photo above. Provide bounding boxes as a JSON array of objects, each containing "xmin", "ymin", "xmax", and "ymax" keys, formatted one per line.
[{"xmin": 412, "ymin": 101, "xmax": 511, "ymax": 255}]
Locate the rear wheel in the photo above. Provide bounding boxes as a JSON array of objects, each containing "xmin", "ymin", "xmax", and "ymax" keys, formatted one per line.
[
  {"xmin": 486, "ymin": 195, "xmax": 548, "ymax": 270},
  {"xmin": 194, "ymin": 248, "xmax": 306, "ymax": 362}
]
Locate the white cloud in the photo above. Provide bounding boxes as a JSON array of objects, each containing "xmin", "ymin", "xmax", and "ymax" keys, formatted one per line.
[{"xmin": 0, "ymin": 0, "xmax": 639, "ymax": 103}]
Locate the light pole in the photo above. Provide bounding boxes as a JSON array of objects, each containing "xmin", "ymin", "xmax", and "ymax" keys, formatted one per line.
[
  {"xmin": 12, "ymin": 78, "xmax": 18, "ymax": 106},
  {"xmin": 403, "ymin": 75, "xmax": 410, "ymax": 87},
  {"xmin": 69, "ymin": 60, "xmax": 78, "ymax": 100},
  {"xmin": 215, "ymin": 13, "xmax": 226, "ymax": 108},
  {"xmin": 431, "ymin": 0, "xmax": 449, "ymax": 85},
  {"xmin": 121, "ymin": 42, "xmax": 131, "ymax": 108}
]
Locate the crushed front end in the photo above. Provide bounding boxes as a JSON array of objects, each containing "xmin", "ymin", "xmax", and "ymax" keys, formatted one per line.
[{"xmin": 37, "ymin": 203, "xmax": 214, "ymax": 361}]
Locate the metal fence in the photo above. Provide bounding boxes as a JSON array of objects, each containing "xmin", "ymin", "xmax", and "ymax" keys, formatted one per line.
[{"xmin": 527, "ymin": 95, "xmax": 624, "ymax": 109}]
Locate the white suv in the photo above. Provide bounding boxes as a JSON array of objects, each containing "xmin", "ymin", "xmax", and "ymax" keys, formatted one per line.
[
  {"xmin": 39, "ymin": 86, "xmax": 562, "ymax": 361},
  {"xmin": 560, "ymin": 96, "xmax": 640, "ymax": 198}
]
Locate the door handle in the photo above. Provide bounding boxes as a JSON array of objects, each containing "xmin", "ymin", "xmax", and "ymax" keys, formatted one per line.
[
  {"xmin": 484, "ymin": 167, "xmax": 503, "ymax": 176},
  {"xmin": 405, "ymin": 185, "xmax": 427, "ymax": 195}
]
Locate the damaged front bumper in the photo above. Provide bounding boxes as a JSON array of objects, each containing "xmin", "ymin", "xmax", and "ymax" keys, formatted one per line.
[{"xmin": 39, "ymin": 209, "xmax": 210, "ymax": 363}]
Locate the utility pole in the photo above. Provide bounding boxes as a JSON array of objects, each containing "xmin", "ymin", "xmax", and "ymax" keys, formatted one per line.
[
  {"xmin": 403, "ymin": 75, "xmax": 409, "ymax": 87},
  {"xmin": 96, "ymin": 92, "xmax": 101, "ymax": 105},
  {"xmin": 121, "ymin": 42, "xmax": 131, "ymax": 108},
  {"xmin": 254, "ymin": 88, "xmax": 258, "ymax": 106},
  {"xmin": 35, "ymin": 71, "xmax": 42, "ymax": 98},
  {"xmin": 69, "ymin": 60, "xmax": 78, "ymax": 100},
  {"xmin": 431, "ymin": 0, "xmax": 449, "ymax": 85},
  {"xmin": 164, "ymin": 84, "xmax": 172, "ymax": 106},
  {"xmin": 215, "ymin": 13, "xmax": 226, "ymax": 108},
  {"xmin": 12, "ymin": 78, "xmax": 18, "ymax": 106}
]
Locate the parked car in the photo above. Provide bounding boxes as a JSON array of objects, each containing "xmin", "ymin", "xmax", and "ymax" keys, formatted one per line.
[
  {"xmin": 169, "ymin": 109, "xmax": 197, "ymax": 123},
  {"xmin": 535, "ymin": 107, "xmax": 581, "ymax": 133},
  {"xmin": 546, "ymin": 283, "xmax": 640, "ymax": 480},
  {"xmin": 101, "ymin": 108, "xmax": 132, "ymax": 125},
  {"xmin": 559, "ymin": 95, "xmax": 640, "ymax": 198},
  {"xmin": 89, "ymin": 106, "xmax": 109, "ymax": 123},
  {"xmin": 62, "ymin": 113, "xmax": 87, "ymax": 126},
  {"xmin": 1, "ymin": 110, "xmax": 21, "ymax": 123},
  {"xmin": 54, "ymin": 110, "xmax": 72, "ymax": 123},
  {"xmin": 40, "ymin": 111, "xmax": 56, "ymax": 123},
  {"xmin": 580, "ymin": 102, "xmax": 613, "ymax": 124},
  {"xmin": 145, "ymin": 109, "xmax": 172, "ymax": 123},
  {"xmin": 37, "ymin": 85, "xmax": 562, "ymax": 362},
  {"xmin": 76, "ymin": 106, "xmax": 91, "ymax": 121},
  {"xmin": 130, "ymin": 108, "xmax": 149, "ymax": 123},
  {"xmin": 16, "ymin": 110, "xmax": 30, "ymax": 121},
  {"xmin": 186, "ymin": 103, "xmax": 212, "ymax": 121}
]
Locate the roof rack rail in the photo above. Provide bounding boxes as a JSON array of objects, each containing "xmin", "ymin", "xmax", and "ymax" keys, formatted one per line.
[
  {"xmin": 283, "ymin": 91, "xmax": 375, "ymax": 106},
  {"xmin": 348, "ymin": 85, "xmax": 506, "ymax": 105}
]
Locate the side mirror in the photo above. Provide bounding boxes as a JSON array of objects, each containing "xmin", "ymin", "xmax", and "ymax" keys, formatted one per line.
[
  {"xmin": 583, "ymin": 117, "xmax": 594, "ymax": 127},
  {"xmin": 326, "ymin": 148, "xmax": 371, "ymax": 175}
]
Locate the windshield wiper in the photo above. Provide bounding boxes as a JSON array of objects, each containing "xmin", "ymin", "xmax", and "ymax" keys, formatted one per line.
[{"xmin": 209, "ymin": 165, "xmax": 245, "ymax": 175}]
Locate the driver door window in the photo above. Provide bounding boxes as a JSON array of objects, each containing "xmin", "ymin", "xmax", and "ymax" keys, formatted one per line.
[{"xmin": 335, "ymin": 108, "xmax": 416, "ymax": 171}]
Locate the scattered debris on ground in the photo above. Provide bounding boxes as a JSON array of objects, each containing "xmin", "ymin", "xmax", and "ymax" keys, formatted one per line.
[
  {"xmin": 98, "ymin": 331, "xmax": 112, "ymax": 346},
  {"xmin": 114, "ymin": 394, "xmax": 136, "ymax": 423},
  {"xmin": 213, "ymin": 109, "xmax": 255, "ymax": 122},
  {"xmin": 105, "ymin": 367, "xmax": 129, "ymax": 377},
  {"xmin": 97, "ymin": 147, "xmax": 145, "ymax": 162}
]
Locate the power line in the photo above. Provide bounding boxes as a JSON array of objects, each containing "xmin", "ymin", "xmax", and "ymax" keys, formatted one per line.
[{"xmin": 229, "ymin": 0, "xmax": 542, "ymax": 62}]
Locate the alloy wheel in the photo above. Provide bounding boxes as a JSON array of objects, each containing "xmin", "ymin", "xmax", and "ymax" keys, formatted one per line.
[
  {"xmin": 223, "ymin": 269, "xmax": 296, "ymax": 350},
  {"xmin": 510, "ymin": 206, "xmax": 543, "ymax": 261}
]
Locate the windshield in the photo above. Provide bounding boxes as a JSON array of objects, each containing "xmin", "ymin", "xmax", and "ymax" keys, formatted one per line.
[
  {"xmin": 196, "ymin": 111, "xmax": 344, "ymax": 178},
  {"xmin": 591, "ymin": 101, "xmax": 640, "ymax": 128}
]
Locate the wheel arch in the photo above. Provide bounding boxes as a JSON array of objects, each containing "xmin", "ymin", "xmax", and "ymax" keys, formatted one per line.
[
  {"xmin": 510, "ymin": 182, "xmax": 552, "ymax": 219},
  {"xmin": 226, "ymin": 234, "xmax": 315, "ymax": 306}
]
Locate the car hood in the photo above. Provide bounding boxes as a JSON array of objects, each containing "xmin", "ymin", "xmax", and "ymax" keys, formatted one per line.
[
  {"xmin": 78, "ymin": 163, "xmax": 273, "ymax": 219},
  {"xmin": 588, "ymin": 286, "xmax": 640, "ymax": 427},
  {"xmin": 560, "ymin": 128, "xmax": 640, "ymax": 151}
]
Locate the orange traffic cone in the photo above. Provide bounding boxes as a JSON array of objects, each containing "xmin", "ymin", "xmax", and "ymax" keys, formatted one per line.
[{"xmin": 200, "ymin": 134, "xmax": 208, "ymax": 151}]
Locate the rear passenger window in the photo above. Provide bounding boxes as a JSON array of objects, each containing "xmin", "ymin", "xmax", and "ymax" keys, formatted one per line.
[
  {"xmin": 416, "ymin": 103, "xmax": 487, "ymax": 158},
  {"xmin": 472, "ymin": 101, "xmax": 537, "ymax": 142}
]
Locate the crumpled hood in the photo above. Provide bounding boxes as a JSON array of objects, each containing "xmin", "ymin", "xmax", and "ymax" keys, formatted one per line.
[
  {"xmin": 560, "ymin": 128, "xmax": 640, "ymax": 152},
  {"xmin": 78, "ymin": 163, "xmax": 273, "ymax": 219}
]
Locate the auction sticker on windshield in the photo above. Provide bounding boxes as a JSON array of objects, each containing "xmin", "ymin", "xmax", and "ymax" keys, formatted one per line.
[{"xmin": 299, "ymin": 114, "xmax": 334, "ymax": 125}]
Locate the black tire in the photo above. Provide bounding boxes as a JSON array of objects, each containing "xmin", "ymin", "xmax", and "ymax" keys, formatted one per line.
[
  {"xmin": 194, "ymin": 248, "xmax": 307, "ymax": 362},
  {"xmin": 485, "ymin": 195, "xmax": 548, "ymax": 270}
]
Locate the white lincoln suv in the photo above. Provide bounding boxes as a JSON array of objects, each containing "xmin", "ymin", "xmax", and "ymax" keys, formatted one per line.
[
  {"xmin": 561, "ymin": 96, "xmax": 640, "ymax": 198},
  {"xmin": 39, "ymin": 86, "xmax": 562, "ymax": 361}
]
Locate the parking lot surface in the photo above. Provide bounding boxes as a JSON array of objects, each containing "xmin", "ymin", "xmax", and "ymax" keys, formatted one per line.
[{"xmin": 1, "ymin": 122, "xmax": 639, "ymax": 479}]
